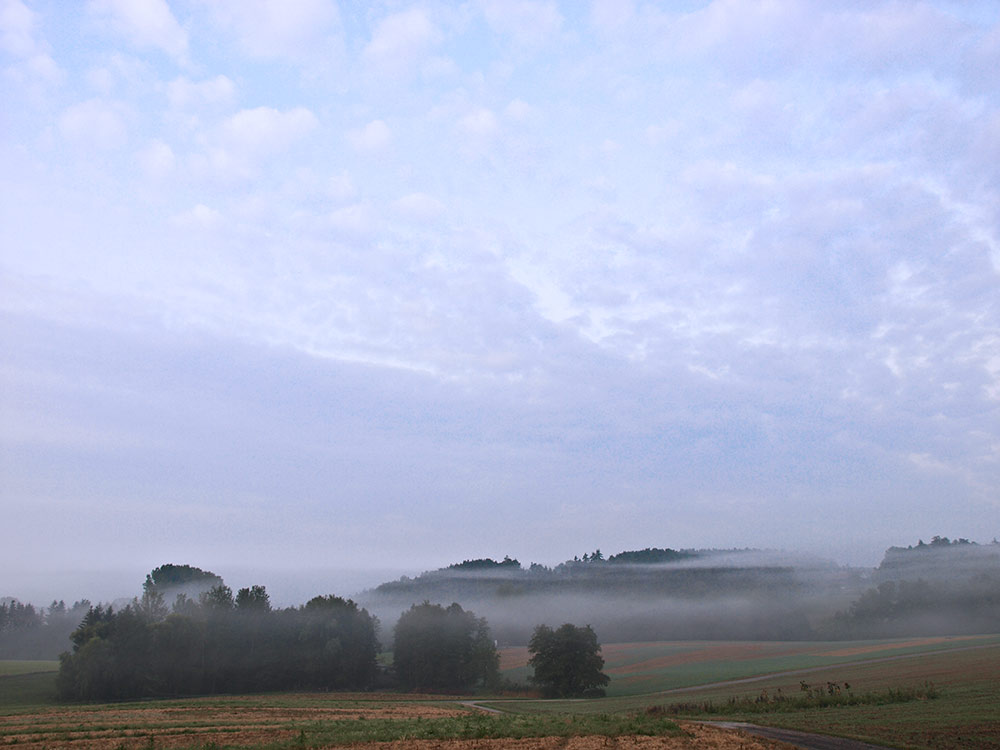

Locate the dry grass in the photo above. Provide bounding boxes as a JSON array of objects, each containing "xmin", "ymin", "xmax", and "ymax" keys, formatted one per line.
[{"xmin": 358, "ymin": 724, "xmax": 794, "ymax": 750}]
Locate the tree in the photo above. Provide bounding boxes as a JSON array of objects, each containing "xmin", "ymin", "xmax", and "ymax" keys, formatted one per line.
[
  {"xmin": 144, "ymin": 564, "xmax": 224, "ymax": 596},
  {"xmin": 392, "ymin": 602, "xmax": 498, "ymax": 692},
  {"xmin": 235, "ymin": 585, "xmax": 271, "ymax": 613},
  {"xmin": 528, "ymin": 623, "xmax": 609, "ymax": 698},
  {"xmin": 57, "ymin": 588, "xmax": 380, "ymax": 700}
]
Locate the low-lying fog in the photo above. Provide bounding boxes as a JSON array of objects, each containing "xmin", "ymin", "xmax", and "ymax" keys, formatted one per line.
[{"xmin": 5, "ymin": 540, "xmax": 998, "ymax": 653}]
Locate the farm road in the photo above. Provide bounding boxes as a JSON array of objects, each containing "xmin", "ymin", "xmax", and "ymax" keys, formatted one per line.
[{"xmin": 700, "ymin": 722, "xmax": 893, "ymax": 750}]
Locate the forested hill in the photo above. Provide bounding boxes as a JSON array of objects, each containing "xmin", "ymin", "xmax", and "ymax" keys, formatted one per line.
[
  {"xmin": 822, "ymin": 537, "xmax": 1000, "ymax": 639},
  {"xmin": 874, "ymin": 536, "xmax": 1000, "ymax": 583},
  {"xmin": 371, "ymin": 547, "xmax": 824, "ymax": 599},
  {"xmin": 360, "ymin": 548, "xmax": 860, "ymax": 644}
]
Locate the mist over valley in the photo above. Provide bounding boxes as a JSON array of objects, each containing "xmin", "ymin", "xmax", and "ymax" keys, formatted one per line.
[{"xmin": 4, "ymin": 536, "xmax": 998, "ymax": 662}]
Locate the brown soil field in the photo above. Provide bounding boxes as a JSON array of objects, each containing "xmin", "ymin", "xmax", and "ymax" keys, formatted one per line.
[
  {"xmin": 361, "ymin": 724, "xmax": 795, "ymax": 750},
  {"xmin": 0, "ymin": 705, "xmax": 795, "ymax": 750},
  {"xmin": 0, "ymin": 699, "xmax": 470, "ymax": 750},
  {"xmin": 499, "ymin": 646, "xmax": 531, "ymax": 670}
]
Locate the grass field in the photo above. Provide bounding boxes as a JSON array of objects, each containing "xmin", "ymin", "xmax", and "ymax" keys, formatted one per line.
[
  {"xmin": 0, "ymin": 661, "xmax": 59, "ymax": 677},
  {"xmin": 500, "ymin": 632, "xmax": 1000, "ymax": 696},
  {"xmin": 494, "ymin": 639, "xmax": 1000, "ymax": 749},
  {"xmin": 2, "ymin": 636, "xmax": 998, "ymax": 749}
]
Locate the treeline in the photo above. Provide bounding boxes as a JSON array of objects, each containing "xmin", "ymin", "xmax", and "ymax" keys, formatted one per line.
[
  {"xmin": 374, "ymin": 547, "xmax": 809, "ymax": 600},
  {"xmin": 55, "ymin": 565, "xmax": 505, "ymax": 701},
  {"xmin": 57, "ymin": 586, "xmax": 378, "ymax": 700},
  {"xmin": 0, "ymin": 599, "xmax": 91, "ymax": 659},
  {"xmin": 366, "ymin": 547, "xmax": 839, "ymax": 643},
  {"xmin": 821, "ymin": 538, "xmax": 1000, "ymax": 638}
]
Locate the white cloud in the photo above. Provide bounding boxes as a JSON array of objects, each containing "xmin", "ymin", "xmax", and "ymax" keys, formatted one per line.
[
  {"xmin": 481, "ymin": 0, "xmax": 562, "ymax": 46},
  {"xmin": 89, "ymin": 0, "xmax": 188, "ymax": 62},
  {"xmin": 363, "ymin": 8, "xmax": 440, "ymax": 76},
  {"xmin": 173, "ymin": 203, "xmax": 221, "ymax": 228},
  {"xmin": 458, "ymin": 108, "xmax": 499, "ymax": 137},
  {"xmin": 327, "ymin": 171, "xmax": 356, "ymax": 203},
  {"xmin": 504, "ymin": 98, "xmax": 536, "ymax": 123},
  {"xmin": 202, "ymin": 0, "xmax": 340, "ymax": 60},
  {"xmin": 189, "ymin": 106, "xmax": 318, "ymax": 180},
  {"xmin": 347, "ymin": 119, "xmax": 391, "ymax": 151},
  {"xmin": 167, "ymin": 75, "xmax": 235, "ymax": 110},
  {"xmin": 0, "ymin": 0, "xmax": 36, "ymax": 56},
  {"xmin": 392, "ymin": 193, "xmax": 446, "ymax": 222},
  {"xmin": 328, "ymin": 202, "xmax": 376, "ymax": 238},
  {"xmin": 136, "ymin": 139, "xmax": 175, "ymax": 177},
  {"xmin": 219, "ymin": 106, "xmax": 318, "ymax": 155},
  {"xmin": 1, "ymin": 0, "xmax": 63, "ymax": 88},
  {"xmin": 59, "ymin": 99, "xmax": 128, "ymax": 150},
  {"xmin": 590, "ymin": 0, "xmax": 634, "ymax": 33},
  {"xmin": 5, "ymin": 1, "xmax": 1000, "ymax": 576}
]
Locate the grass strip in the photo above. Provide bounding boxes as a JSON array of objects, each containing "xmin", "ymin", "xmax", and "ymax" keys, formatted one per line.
[
  {"xmin": 649, "ymin": 681, "xmax": 939, "ymax": 716},
  {"xmin": 276, "ymin": 712, "xmax": 680, "ymax": 747}
]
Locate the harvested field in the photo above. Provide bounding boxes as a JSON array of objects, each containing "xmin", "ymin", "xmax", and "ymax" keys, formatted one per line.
[
  {"xmin": 0, "ymin": 696, "xmax": 471, "ymax": 750},
  {"xmin": 0, "ymin": 719, "xmax": 791, "ymax": 750},
  {"xmin": 358, "ymin": 723, "xmax": 793, "ymax": 750}
]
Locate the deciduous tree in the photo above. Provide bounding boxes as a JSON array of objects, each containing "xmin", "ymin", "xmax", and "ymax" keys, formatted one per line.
[{"xmin": 528, "ymin": 623, "xmax": 609, "ymax": 698}]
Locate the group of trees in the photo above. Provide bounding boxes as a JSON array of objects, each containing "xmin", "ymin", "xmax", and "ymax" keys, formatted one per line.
[
  {"xmin": 393, "ymin": 602, "xmax": 499, "ymax": 691},
  {"xmin": 0, "ymin": 598, "xmax": 91, "ymax": 659},
  {"xmin": 57, "ymin": 585, "xmax": 379, "ymax": 701},
  {"xmin": 53, "ymin": 563, "xmax": 607, "ymax": 701},
  {"xmin": 820, "ymin": 538, "xmax": 999, "ymax": 639}
]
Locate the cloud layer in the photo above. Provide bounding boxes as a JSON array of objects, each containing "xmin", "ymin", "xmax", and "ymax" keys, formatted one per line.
[{"xmin": 1, "ymin": 0, "xmax": 998, "ymax": 599}]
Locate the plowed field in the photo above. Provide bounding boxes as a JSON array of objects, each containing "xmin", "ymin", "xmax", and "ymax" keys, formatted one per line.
[{"xmin": 0, "ymin": 696, "xmax": 468, "ymax": 750}]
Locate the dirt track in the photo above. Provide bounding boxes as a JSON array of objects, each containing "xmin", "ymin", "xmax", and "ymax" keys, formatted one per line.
[{"xmin": 702, "ymin": 722, "xmax": 894, "ymax": 750}]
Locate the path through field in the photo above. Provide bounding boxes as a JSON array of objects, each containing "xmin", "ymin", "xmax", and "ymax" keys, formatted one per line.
[{"xmin": 700, "ymin": 722, "xmax": 893, "ymax": 750}]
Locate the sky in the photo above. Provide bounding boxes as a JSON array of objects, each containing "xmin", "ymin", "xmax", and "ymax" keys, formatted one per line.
[{"xmin": 2, "ymin": 0, "xmax": 999, "ymax": 604}]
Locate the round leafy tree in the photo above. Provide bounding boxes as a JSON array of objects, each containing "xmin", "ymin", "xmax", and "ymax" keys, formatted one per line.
[
  {"xmin": 528, "ymin": 623, "xmax": 610, "ymax": 697},
  {"xmin": 393, "ymin": 602, "xmax": 499, "ymax": 691}
]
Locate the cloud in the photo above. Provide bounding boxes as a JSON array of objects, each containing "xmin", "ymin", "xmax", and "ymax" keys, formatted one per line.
[
  {"xmin": 4, "ymin": 1, "xmax": 1000, "ymax": 581},
  {"xmin": 135, "ymin": 139, "xmax": 175, "ymax": 178},
  {"xmin": 59, "ymin": 98, "xmax": 128, "ymax": 149},
  {"xmin": 328, "ymin": 202, "xmax": 376, "ymax": 238},
  {"xmin": 1, "ymin": 0, "xmax": 63, "ymax": 88},
  {"xmin": 347, "ymin": 119, "xmax": 391, "ymax": 151},
  {"xmin": 202, "ymin": 0, "xmax": 341, "ymax": 61},
  {"xmin": 392, "ymin": 193, "xmax": 446, "ymax": 222},
  {"xmin": 458, "ymin": 108, "xmax": 500, "ymax": 138},
  {"xmin": 89, "ymin": 0, "xmax": 188, "ymax": 62},
  {"xmin": 481, "ymin": 0, "xmax": 562, "ymax": 47},
  {"xmin": 0, "ymin": 0, "xmax": 36, "ymax": 56},
  {"xmin": 172, "ymin": 203, "xmax": 222, "ymax": 228},
  {"xmin": 363, "ymin": 8, "xmax": 440, "ymax": 76},
  {"xmin": 185, "ymin": 106, "xmax": 318, "ymax": 180},
  {"xmin": 504, "ymin": 99, "xmax": 537, "ymax": 123},
  {"xmin": 219, "ymin": 105, "xmax": 318, "ymax": 154},
  {"xmin": 590, "ymin": 0, "xmax": 634, "ymax": 33},
  {"xmin": 167, "ymin": 75, "xmax": 235, "ymax": 110}
]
